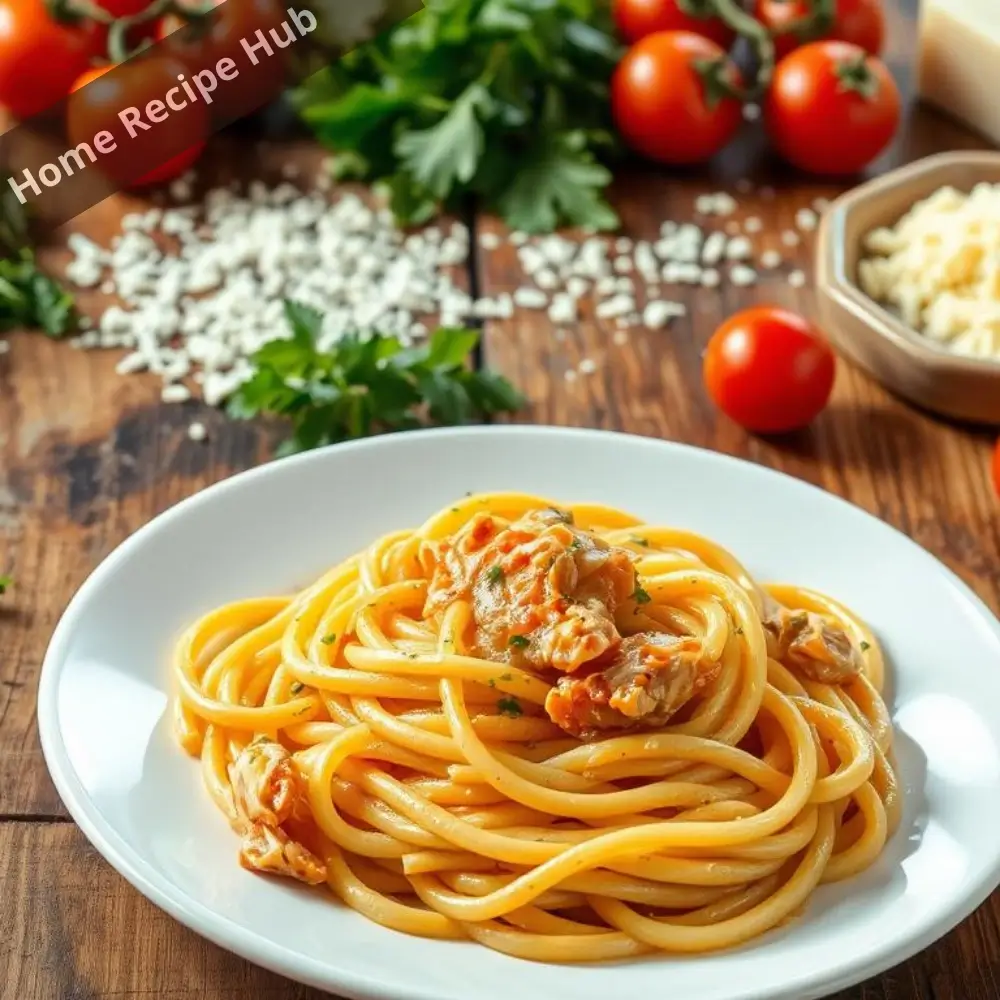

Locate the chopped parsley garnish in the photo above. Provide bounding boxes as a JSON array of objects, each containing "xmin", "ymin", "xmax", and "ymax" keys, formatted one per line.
[
  {"xmin": 509, "ymin": 635, "xmax": 530, "ymax": 649},
  {"xmin": 451, "ymin": 507, "xmax": 460, "ymax": 513},
  {"xmin": 629, "ymin": 536, "xmax": 649, "ymax": 547},
  {"xmin": 0, "ymin": 575, "xmax": 11, "ymax": 595},
  {"xmin": 289, "ymin": 681, "xmax": 305, "ymax": 695},
  {"xmin": 500, "ymin": 672, "xmax": 513, "ymax": 681},
  {"xmin": 497, "ymin": 696, "xmax": 523, "ymax": 718},
  {"xmin": 548, "ymin": 508, "xmax": 574, "ymax": 524},
  {"xmin": 734, "ymin": 626, "xmax": 744, "ymax": 635},
  {"xmin": 860, "ymin": 641, "xmax": 871, "ymax": 652},
  {"xmin": 487, "ymin": 565, "xmax": 505, "ymax": 586},
  {"xmin": 569, "ymin": 539, "xmax": 583, "ymax": 551},
  {"xmin": 320, "ymin": 634, "xmax": 336, "ymax": 645},
  {"xmin": 631, "ymin": 585, "xmax": 651, "ymax": 605},
  {"xmin": 488, "ymin": 678, "xmax": 496, "ymax": 688}
]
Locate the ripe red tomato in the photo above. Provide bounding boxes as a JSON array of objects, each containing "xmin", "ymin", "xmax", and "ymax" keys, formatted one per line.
[
  {"xmin": 613, "ymin": 0, "xmax": 734, "ymax": 48},
  {"xmin": 992, "ymin": 439, "xmax": 1000, "ymax": 500},
  {"xmin": 68, "ymin": 60, "xmax": 208, "ymax": 189},
  {"xmin": 158, "ymin": 0, "xmax": 287, "ymax": 123},
  {"xmin": 754, "ymin": 0, "xmax": 886, "ymax": 59},
  {"xmin": 90, "ymin": 0, "xmax": 164, "ymax": 50},
  {"xmin": 612, "ymin": 32, "xmax": 743, "ymax": 166},
  {"xmin": 703, "ymin": 307, "xmax": 836, "ymax": 434},
  {"xmin": 0, "ymin": 0, "xmax": 102, "ymax": 120},
  {"xmin": 765, "ymin": 41, "xmax": 900, "ymax": 175}
]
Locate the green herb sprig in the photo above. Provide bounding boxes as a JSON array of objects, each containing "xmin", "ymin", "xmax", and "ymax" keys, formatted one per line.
[
  {"xmin": 228, "ymin": 301, "xmax": 523, "ymax": 456},
  {"xmin": 293, "ymin": 0, "xmax": 623, "ymax": 232},
  {"xmin": 0, "ymin": 251, "xmax": 77, "ymax": 338}
]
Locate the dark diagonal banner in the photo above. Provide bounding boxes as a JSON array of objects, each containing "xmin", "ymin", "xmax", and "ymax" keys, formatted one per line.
[{"xmin": 0, "ymin": 0, "xmax": 422, "ymax": 246}]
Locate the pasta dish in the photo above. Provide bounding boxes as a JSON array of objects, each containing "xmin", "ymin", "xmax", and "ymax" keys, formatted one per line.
[{"xmin": 174, "ymin": 493, "xmax": 900, "ymax": 962}]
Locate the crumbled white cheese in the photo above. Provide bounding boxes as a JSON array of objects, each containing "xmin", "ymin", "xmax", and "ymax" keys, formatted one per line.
[
  {"xmin": 744, "ymin": 217, "xmax": 763, "ymax": 234},
  {"xmin": 858, "ymin": 182, "xmax": 1000, "ymax": 359},
  {"xmin": 187, "ymin": 421, "xmax": 207, "ymax": 442},
  {"xmin": 789, "ymin": 270, "xmax": 807, "ymax": 288},
  {"xmin": 761, "ymin": 250, "xmax": 783, "ymax": 270},
  {"xmin": 730, "ymin": 265, "xmax": 759, "ymax": 287},
  {"xmin": 782, "ymin": 230, "xmax": 801, "ymax": 248},
  {"xmin": 578, "ymin": 358, "xmax": 597, "ymax": 375},
  {"xmin": 796, "ymin": 208, "xmax": 819, "ymax": 232}
]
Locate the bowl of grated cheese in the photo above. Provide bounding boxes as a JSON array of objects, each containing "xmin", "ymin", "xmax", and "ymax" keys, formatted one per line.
[{"xmin": 816, "ymin": 150, "xmax": 1000, "ymax": 425}]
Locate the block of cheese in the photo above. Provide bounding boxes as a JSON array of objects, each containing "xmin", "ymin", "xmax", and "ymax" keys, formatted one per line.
[{"xmin": 918, "ymin": 0, "xmax": 1000, "ymax": 146}]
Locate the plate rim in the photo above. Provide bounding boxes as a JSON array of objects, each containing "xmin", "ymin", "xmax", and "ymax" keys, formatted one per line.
[{"xmin": 36, "ymin": 424, "xmax": 1000, "ymax": 1000}]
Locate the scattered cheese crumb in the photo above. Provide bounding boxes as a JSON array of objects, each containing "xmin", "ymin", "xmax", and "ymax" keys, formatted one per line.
[
  {"xmin": 578, "ymin": 358, "xmax": 597, "ymax": 375},
  {"xmin": 479, "ymin": 231, "xmax": 501, "ymax": 250},
  {"xmin": 789, "ymin": 270, "xmax": 807, "ymax": 288},
  {"xmin": 744, "ymin": 217, "xmax": 763, "ymax": 234},
  {"xmin": 187, "ymin": 421, "xmax": 207, "ymax": 442},
  {"xmin": 161, "ymin": 384, "xmax": 191, "ymax": 404},
  {"xmin": 761, "ymin": 250, "xmax": 783, "ymax": 270},
  {"xmin": 782, "ymin": 231, "xmax": 801, "ymax": 248},
  {"xmin": 743, "ymin": 103, "xmax": 762, "ymax": 122},
  {"xmin": 796, "ymin": 208, "xmax": 819, "ymax": 232},
  {"xmin": 564, "ymin": 369, "xmax": 578, "ymax": 383},
  {"xmin": 613, "ymin": 330, "xmax": 628, "ymax": 346},
  {"xmin": 730, "ymin": 265, "xmax": 758, "ymax": 287}
]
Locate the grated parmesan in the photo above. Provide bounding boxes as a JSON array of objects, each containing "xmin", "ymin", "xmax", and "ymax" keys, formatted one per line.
[{"xmin": 858, "ymin": 183, "xmax": 1000, "ymax": 361}]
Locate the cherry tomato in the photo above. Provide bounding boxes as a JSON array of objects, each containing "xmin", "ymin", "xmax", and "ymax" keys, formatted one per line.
[
  {"xmin": 754, "ymin": 0, "xmax": 886, "ymax": 59},
  {"xmin": 613, "ymin": 0, "xmax": 734, "ymax": 48},
  {"xmin": 992, "ymin": 439, "xmax": 1000, "ymax": 500},
  {"xmin": 703, "ymin": 307, "xmax": 836, "ymax": 434},
  {"xmin": 765, "ymin": 41, "xmax": 900, "ymax": 175},
  {"xmin": 612, "ymin": 32, "xmax": 743, "ymax": 166},
  {"xmin": 0, "ymin": 0, "xmax": 102, "ymax": 120},
  {"xmin": 158, "ymin": 0, "xmax": 287, "ymax": 123},
  {"xmin": 90, "ymin": 0, "xmax": 163, "ymax": 49},
  {"xmin": 68, "ymin": 59, "xmax": 208, "ymax": 189}
]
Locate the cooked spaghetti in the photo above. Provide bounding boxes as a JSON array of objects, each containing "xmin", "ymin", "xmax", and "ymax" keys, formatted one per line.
[{"xmin": 174, "ymin": 493, "xmax": 900, "ymax": 962}]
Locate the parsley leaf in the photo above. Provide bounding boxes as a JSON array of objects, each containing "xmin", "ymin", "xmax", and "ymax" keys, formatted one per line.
[
  {"xmin": 0, "ymin": 575, "xmax": 11, "ymax": 594},
  {"xmin": 509, "ymin": 635, "xmax": 530, "ymax": 649},
  {"xmin": 497, "ymin": 696, "xmax": 523, "ymax": 718},
  {"xmin": 632, "ymin": 585, "xmax": 651, "ymax": 605},
  {"xmin": 860, "ymin": 640, "xmax": 871, "ymax": 652},
  {"xmin": 487, "ymin": 565, "xmax": 505, "ymax": 586},
  {"xmin": 289, "ymin": 681, "xmax": 305, "ymax": 694},
  {"xmin": 395, "ymin": 84, "xmax": 493, "ymax": 199},
  {"xmin": 320, "ymin": 634, "xmax": 336, "ymax": 645},
  {"xmin": 228, "ymin": 301, "xmax": 523, "ymax": 454},
  {"xmin": 294, "ymin": 0, "xmax": 623, "ymax": 232},
  {"xmin": 498, "ymin": 131, "xmax": 619, "ymax": 233},
  {"xmin": 629, "ymin": 536, "xmax": 649, "ymax": 547},
  {"xmin": 0, "ymin": 251, "xmax": 77, "ymax": 337}
]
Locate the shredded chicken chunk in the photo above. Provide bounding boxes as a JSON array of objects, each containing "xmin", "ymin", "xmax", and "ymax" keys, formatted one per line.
[
  {"xmin": 229, "ymin": 738, "xmax": 327, "ymax": 885},
  {"xmin": 546, "ymin": 633, "xmax": 721, "ymax": 739},
  {"xmin": 762, "ymin": 601, "xmax": 862, "ymax": 685},
  {"xmin": 421, "ymin": 507, "xmax": 636, "ymax": 672}
]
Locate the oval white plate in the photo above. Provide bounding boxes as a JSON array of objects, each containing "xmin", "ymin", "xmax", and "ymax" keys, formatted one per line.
[{"xmin": 39, "ymin": 426, "xmax": 1000, "ymax": 1000}]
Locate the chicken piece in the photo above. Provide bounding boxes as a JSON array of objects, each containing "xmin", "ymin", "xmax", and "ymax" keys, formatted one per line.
[
  {"xmin": 545, "ymin": 633, "xmax": 721, "ymax": 739},
  {"xmin": 229, "ymin": 738, "xmax": 327, "ymax": 886},
  {"xmin": 762, "ymin": 602, "xmax": 862, "ymax": 685},
  {"xmin": 421, "ymin": 507, "xmax": 637, "ymax": 672}
]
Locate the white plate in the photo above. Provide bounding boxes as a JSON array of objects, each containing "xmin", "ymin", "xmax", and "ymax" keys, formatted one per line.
[{"xmin": 39, "ymin": 426, "xmax": 1000, "ymax": 1000}]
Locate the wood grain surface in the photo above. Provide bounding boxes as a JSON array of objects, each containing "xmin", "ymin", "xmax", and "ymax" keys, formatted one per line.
[{"xmin": 3, "ymin": 0, "xmax": 1000, "ymax": 996}]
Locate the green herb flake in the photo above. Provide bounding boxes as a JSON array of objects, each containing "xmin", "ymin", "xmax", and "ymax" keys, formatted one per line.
[
  {"xmin": 734, "ymin": 626, "xmax": 744, "ymax": 635},
  {"xmin": 289, "ymin": 681, "xmax": 305, "ymax": 695},
  {"xmin": 320, "ymin": 634, "xmax": 336, "ymax": 645},
  {"xmin": 500, "ymin": 672, "xmax": 513, "ymax": 681},
  {"xmin": 0, "ymin": 575, "xmax": 11, "ymax": 595},
  {"xmin": 488, "ymin": 678, "xmax": 496, "ymax": 688},
  {"xmin": 632, "ymin": 586, "xmax": 651, "ymax": 605},
  {"xmin": 508, "ymin": 636, "xmax": 530, "ymax": 649},
  {"xmin": 497, "ymin": 696, "xmax": 523, "ymax": 718},
  {"xmin": 860, "ymin": 641, "xmax": 871, "ymax": 652},
  {"xmin": 629, "ymin": 536, "xmax": 649, "ymax": 547},
  {"xmin": 486, "ymin": 565, "xmax": 505, "ymax": 587}
]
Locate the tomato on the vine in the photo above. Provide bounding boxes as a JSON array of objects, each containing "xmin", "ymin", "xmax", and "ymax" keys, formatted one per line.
[
  {"xmin": 755, "ymin": 0, "xmax": 885, "ymax": 59},
  {"xmin": 0, "ymin": 0, "xmax": 102, "ymax": 120},
  {"xmin": 158, "ymin": 0, "xmax": 287, "ymax": 123},
  {"xmin": 612, "ymin": 31, "xmax": 743, "ymax": 166},
  {"xmin": 703, "ymin": 307, "xmax": 836, "ymax": 434},
  {"xmin": 613, "ymin": 0, "xmax": 735, "ymax": 48},
  {"xmin": 68, "ymin": 59, "xmax": 209, "ymax": 188},
  {"xmin": 992, "ymin": 439, "xmax": 1000, "ymax": 500},
  {"xmin": 90, "ymin": 0, "xmax": 164, "ymax": 48},
  {"xmin": 765, "ymin": 41, "xmax": 900, "ymax": 175}
]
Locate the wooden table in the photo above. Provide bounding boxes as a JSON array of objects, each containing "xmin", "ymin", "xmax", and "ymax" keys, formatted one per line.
[{"xmin": 3, "ymin": 0, "xmax": 1000, "ymax": 997}]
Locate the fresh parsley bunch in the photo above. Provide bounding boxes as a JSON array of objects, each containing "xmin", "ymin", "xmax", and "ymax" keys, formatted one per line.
[
  {"xmin": 0, "ymin": 250, "xmax": 77, "ymax": 338},
  {"xmin": 228, "ymin": 301, "xmax": 524, "ymax": 455},
  {"xmin": 294, "ymin": 0, "xmax": 623, "ymax": 232}
]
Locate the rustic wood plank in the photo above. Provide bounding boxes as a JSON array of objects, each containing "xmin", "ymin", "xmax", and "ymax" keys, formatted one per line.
[
  {"xmin": 0, "ymin": 135, "xmax": 470, "ymax": 817},
  {"xmin": 2, "ymin": 822, "xmax": 1000, "ymax": 1000}
]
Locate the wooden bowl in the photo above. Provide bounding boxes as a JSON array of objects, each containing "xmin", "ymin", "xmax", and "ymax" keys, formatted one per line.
[{"xmin": 816, "ymin": 151, "xmax": 1000, "ymax": 425}]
